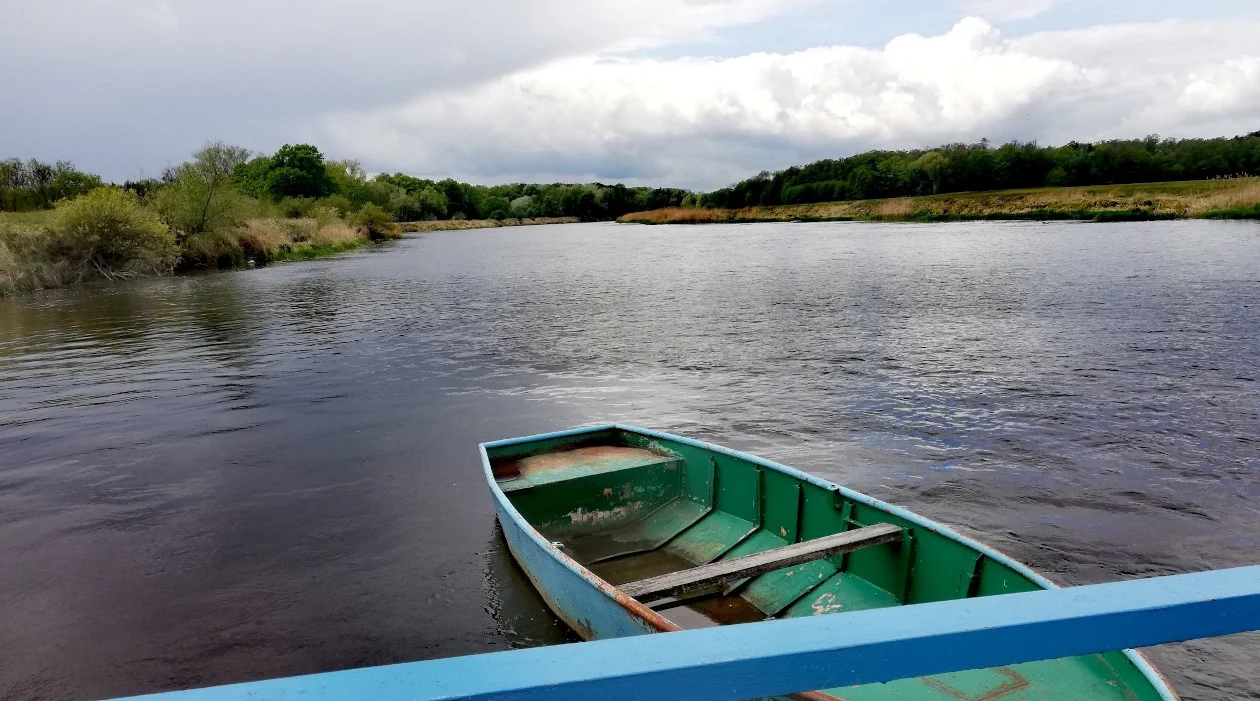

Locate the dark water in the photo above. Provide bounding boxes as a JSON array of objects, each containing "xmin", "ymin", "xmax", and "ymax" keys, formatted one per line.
[{"xmin": 1, "ymin": 220, "xmax": 1258, "ymax": 700}]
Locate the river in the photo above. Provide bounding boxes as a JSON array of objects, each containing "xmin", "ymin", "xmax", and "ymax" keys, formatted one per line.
[{"xmin": 1, "ymin": 220, "xmax": 1258, "ymax": 700}]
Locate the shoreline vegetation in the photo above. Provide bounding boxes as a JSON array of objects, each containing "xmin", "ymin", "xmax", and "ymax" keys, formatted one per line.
[
  {"xmin": 400, "ymin": 217, "xmax": 579, "ymax": 232},
  {"xmin": 621, "ymin": 130, "xmax": 1260, "ymax": 225},
  {"xmin": 1, "ymin": 142, "xmax": 686, "ymax": 295},
  {"xmin": 618, "ymin": 178, "xmax": 1260, "ymax": 225},
  {"xmin": 5, "ymin": 131, "xmax": 1260, "ymax": 294}
]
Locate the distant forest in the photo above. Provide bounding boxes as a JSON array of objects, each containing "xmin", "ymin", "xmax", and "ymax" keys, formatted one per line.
[
  {"xmin": 4, "ymin": 132, "xmax": 1259, "ymax": 220},
  {"xmin": 700, "ymin": 133, "xmax": 1260, "ymax": 209}
]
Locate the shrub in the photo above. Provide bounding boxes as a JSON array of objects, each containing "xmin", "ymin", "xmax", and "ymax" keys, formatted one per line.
[
  {"xmin": 54, "ymin": 188, "xmax": 178, "ymax": 278},
  {"xmin": 320, "ymin": 194, "xmax": 354, "ymax": 216},
  {"xmin": 276, "ymin": 196, "xmax": 317, "ymax": 218},
  {"xmin": 180, "ymin": 216, "xmax": 367, "ymax": 269},
  {"xmin": 353, "ymin": 203, "xmax": 399, "ymax": 240}
]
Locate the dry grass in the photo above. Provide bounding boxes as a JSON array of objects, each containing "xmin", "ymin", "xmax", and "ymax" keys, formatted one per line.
[
  {"xmin": 182, "ymin": 216, "xmax": 369, "ymax": 268},
  {"xmin": 1, "ymin": 212, "xmax": 83, "ymax": 293},
  {"xmin": 2, "ymin": 208, "xmax": 379, "ymax": 294},
  {"xmin": 619, "ymin": 178, "xmax": 1260, "ymax": 224},
  {"xmin": 399, "ymin": 216, "xmax": 579, "ymax": 232}
]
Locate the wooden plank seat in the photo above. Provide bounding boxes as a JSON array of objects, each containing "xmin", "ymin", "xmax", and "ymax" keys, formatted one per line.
[{"xmin": 620, "ymin": 523, "xmax": 904, "ymax": 601}]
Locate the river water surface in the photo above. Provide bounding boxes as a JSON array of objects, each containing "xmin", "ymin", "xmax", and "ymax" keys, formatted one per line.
[{"xmin": 2, "ymin": 220, "xmax": 1258, "ymax": 700}]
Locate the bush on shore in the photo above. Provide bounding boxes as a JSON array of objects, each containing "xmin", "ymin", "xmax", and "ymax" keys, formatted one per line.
[
  {"xmin": 0, "ymin": 189, "xmax": 179, "ymax": 293},
  {"xmin": 181, "ymin": 213, "xmax": 367, "ymax": 269},
  {"xmin": 1, "ymin": 141, "xmax": 412, "ymax": 295}
]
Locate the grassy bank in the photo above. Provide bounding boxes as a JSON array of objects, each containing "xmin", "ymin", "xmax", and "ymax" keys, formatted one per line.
[
  {"xmin": 399, "ymin": 216, "xmax": 579, "ymax": 233},
  {"xmin": 1, "ymin": 207, "xmax": 390, "ymax": 295},
  {"xmin": 619, "ymin": 178, "xmax": 1260, "ymax": 225}
]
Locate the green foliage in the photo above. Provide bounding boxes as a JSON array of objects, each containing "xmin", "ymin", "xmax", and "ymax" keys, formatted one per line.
[
  {"xmin": 0, "ymin": 158, "xmax": 104, "ymax": 211},
  {"xmin": 54, "ymin": 188, "xmax": 178, "ymax": 277},
  {"xmin": 230, "ymin": 145, "xmax": 333, "ymax": 201},
  {"xmin": 914, "ymin": 151, "xmax": 948, "ymax": 194},
  {"xmin": 417, "ymin": 187, "xmax": 448, "ymax": 219},
  {"xmin": 232, "ymin": 156, "xmax": 273, "ymax": 198},
  {"xmin": 122, "ymin": 178, "xmax": 163, "ymax": 200},
  {"xmin": 326, "ymin": 160, "xmax": 377, "ymax": 209},
  {"xmin": 327, "ymin": 168, "xmax": 687, "ymax": 222},
  {"xmin": 509, "ymin": 195, "xmax": 533, "ymax": 216},
  {"xmin": 275, "ymin": 196, "xmax": 318, "ymax": 218},
  {"xmin": 321, "ymin": 194, "xmax": 354, "ymax": 215},
  {"xmin": 267, "ymin": 144, "xmax": 333, "ymax": 198},
  {"xmin": 703, "ymin": 133, "xmax": 1260, "ymax": 208},
  {"xmin": 352, "ymin": 203, "xmax": 397, "ymax": 239},
  {"xmin": 153, "ymin": 141, "xmax": 252, "ymax": 237},
  {"xmin": 483, "ymin": 196, "xmax": 511, "ymax": 220}
]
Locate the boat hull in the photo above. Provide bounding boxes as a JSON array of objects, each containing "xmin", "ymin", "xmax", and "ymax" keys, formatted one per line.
[{"xmin": 481, "ymin": 424, "xmax": 1177, "ymax": 701}]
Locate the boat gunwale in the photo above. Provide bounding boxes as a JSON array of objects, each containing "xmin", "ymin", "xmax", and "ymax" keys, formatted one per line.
[{"xmin": 479, "ymin": 423, "xmax": 1178, "ymax": 701}]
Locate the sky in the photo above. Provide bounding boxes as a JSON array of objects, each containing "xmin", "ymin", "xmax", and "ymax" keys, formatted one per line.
[{"xmin": 1, "ymin": 0, "xmax": 1258, "ymax": 190}]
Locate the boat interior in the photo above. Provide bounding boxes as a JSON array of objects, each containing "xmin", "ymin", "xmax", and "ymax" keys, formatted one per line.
[{"xmin": 487, "ymin": 427, "xmax": 1167, "ymax": 701}]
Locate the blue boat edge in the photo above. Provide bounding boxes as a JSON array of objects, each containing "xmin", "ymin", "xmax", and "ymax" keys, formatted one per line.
[{"xmin": 478, "ymin": 422, "xmax": 1180, "ymax": 700}]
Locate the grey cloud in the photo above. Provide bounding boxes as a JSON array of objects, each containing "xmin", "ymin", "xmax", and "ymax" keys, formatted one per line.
[{"xmin": 0, "ymin": 0, "xmax": 803, "ymax": 178}]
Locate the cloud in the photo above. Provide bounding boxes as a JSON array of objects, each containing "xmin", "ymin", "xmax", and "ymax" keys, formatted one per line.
[
  {"xmin": 3, "ymin": 3, "xmax": 1258, "ymax": 189},
  {"xmin": 959, "ymin": 0, "xmax": 1058, "ymax": 21},
  {"xmin": 317, "ymin": 16, "xmax": 1260, "ymax": 189},
  {"xmin": 0, "ymin": 0, "xmax": 809, "ymax": 177}
]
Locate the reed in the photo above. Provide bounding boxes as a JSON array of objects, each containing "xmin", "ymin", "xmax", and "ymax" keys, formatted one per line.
[
  {"xmin": 181, "ymin": 217, "xmax": 370, "ymax": 269},
  {"xmin": 619, "ymin": 178, "xmax": 1260, "ymax": 225},
  {"xmin": 399, "ymin": 216, "xmax": 580, "ymax": 232},
  {"xmin": 2, "ymin": 208, "xmax": 384, "ymax": 295}
]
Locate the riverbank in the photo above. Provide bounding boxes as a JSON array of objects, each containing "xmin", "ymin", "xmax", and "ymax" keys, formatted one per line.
[
  {"xmin": 0, "ymin": 208, "xmax": 393, "ymax": 295},
  {"xmin": 399, "ymin": 216, "xmax": 579, "ymax": 232},
  {"xmin": 619, "ymin": 178, "xmax": 1260, "ymax": 224}
]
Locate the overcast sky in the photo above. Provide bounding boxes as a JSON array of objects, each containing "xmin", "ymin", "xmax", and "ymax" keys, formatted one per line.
[{"xmin": 2, "ymin": 0, "xmax": 1258, "ymax": 189}]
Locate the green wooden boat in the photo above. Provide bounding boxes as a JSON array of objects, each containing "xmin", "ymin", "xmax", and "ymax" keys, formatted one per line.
[{"xmin": 483, "ymin": 424, "xmax": 1177, "ymax": 701}]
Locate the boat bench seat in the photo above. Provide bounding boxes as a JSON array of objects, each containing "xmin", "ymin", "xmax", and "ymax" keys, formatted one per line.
[
  {"xmin": 622, "ymin": 523, "xmax": 904, "ymax": 601},
  {"xmin": 494, "ymin": 445, "xmax": 681, "ymax": 493}
]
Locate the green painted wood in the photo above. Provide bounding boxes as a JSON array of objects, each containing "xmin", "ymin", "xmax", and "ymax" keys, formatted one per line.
[
  {"xmin": 744, "ymin": 559, "xmax": 836, "ymax": 616},
  {"xmin": 566, "ymin": 499, "xmax": 710, "ymax": 564},
  {"xmin": 513, "ymin": 461, "xmax": 684, "ymax": 537},
  {"xmin": 783, "ymin": 571, "xmax": 901, "ymax": 618},
  {"xmin": 664, "ymin": 510, "xmax": 757, "ymax": 563},
  {"xmin": 711, "ymin": 453, "xmax": 760, "ymax": 524},
  {"xmin": 761, "ymin": 471, "xmax": 801, "ymax": 543}
]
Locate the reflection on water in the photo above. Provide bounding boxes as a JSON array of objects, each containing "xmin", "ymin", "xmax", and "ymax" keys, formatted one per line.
[
  {"xmin": 482, "ymin": 525, "xmax": 576, "ymax": 649},
  {"xmin": 1, "ymin": 221, "xmax": 1258, "ymax": 700}
]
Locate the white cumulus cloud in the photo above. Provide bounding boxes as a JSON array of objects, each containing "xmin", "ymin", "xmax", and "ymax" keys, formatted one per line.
[{"xmin": 318, "ymin": 16, "xmax": 1260, "ymax": 189}]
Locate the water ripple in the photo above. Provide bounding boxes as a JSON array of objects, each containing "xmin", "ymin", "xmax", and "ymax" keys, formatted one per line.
[{"xmin": 1, "ymin": 221, "xmax": 1258, "ymax": 699}]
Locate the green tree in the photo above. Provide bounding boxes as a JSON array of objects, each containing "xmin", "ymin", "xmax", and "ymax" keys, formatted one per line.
[
  {"xmin": 232, "ymin": 156, "xmax": 273, "ymax": 198},
  {"xmin": 509, "ymin": 195, "xmax": 534, "ymax": 217},
  {"xmin": 154, "ymin": 141, "xmax": 252, "ymax": 237},
  {"xmin": 0, "ymin": 159, "xmax": 24, "ymax": 211},
  {"xmin": 914, "ymin": 151, "xmax": 948, "ymax": 194},
  {"xmin": 266, "ymin": 144, "xmax": 333, "ymax": 199},
  {"xmin": 26, "ymin": 159, "xmax": 57, "ymax": 208},
  {"xmin": 483, "ymin": 196, "xmax": 510, "ymax": 220},
  {"xmin": 417, "ymin": 187, "xmax": 448, "ymax": 219}
]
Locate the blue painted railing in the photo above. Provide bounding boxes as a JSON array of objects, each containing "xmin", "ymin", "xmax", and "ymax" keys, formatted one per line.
[{"xmin": 107, "ymin": 566, "xmax": 1260, "ymax": 701}]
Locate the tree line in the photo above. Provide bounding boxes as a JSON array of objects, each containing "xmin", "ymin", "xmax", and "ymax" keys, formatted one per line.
[
  {"xmin": 0, "ymin": 159, "xmax": 104, "ymax": 211},
  {"xmin": 1, "ymin": 143, "xmax": 690, "ymax": 222},
  {"xmin": 7, "ymin": 132, "xmax": 1259, "ymax": 221},
  {"xmin": 701, "ymin": 133, "xmax": 1260, "ymax": 209}
]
